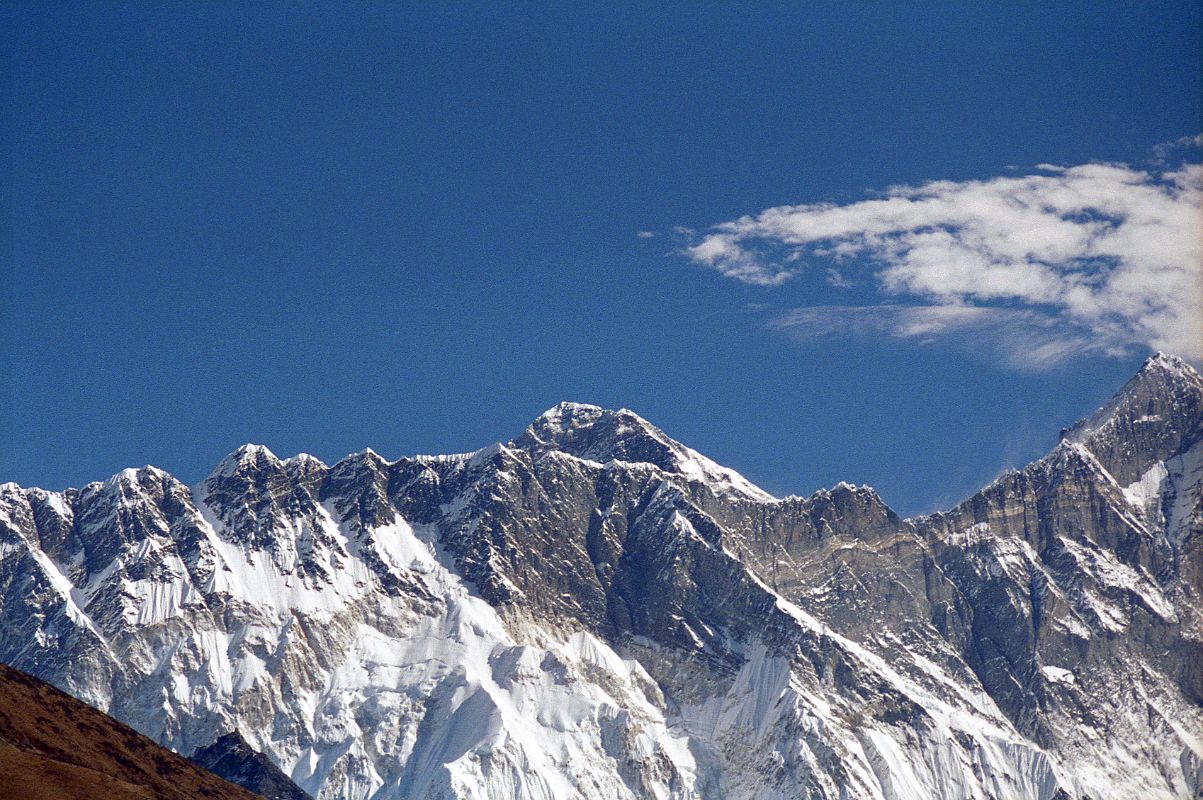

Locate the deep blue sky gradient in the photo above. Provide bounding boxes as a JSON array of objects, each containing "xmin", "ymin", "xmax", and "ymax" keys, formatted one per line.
[{"xmin": 3, "ymin": 3, "xmax": 1199, "ymax": 514}]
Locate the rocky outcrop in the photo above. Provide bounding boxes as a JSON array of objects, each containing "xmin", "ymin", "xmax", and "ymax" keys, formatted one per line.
[{"xmin": 192, "ymin": 731, "xmax": 312, "ymax": 800}]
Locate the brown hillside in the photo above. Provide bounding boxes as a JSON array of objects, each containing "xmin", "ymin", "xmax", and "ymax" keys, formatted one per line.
[{"xmin": 0, "ymin": 663, "xmax": 260, "ymax": 800}]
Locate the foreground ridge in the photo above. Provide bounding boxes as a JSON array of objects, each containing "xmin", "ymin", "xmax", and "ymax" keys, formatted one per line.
[
  {"xmin": 0, "ymin": 661, "xmax": 264, "ymax": 800},
  {"xmin": 0, "ymin": 354, "xmax": 1199, "ymax": 800}
]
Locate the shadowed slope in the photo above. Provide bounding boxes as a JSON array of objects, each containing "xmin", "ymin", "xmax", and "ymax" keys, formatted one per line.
[{"xmin": 192, "ymin": 731, "xmax": 312, "ymax": 800}]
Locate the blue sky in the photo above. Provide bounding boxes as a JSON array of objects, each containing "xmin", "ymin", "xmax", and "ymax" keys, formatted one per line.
[{"xmin": 2, "ymin": 3, "xmax": 1199, "ymax": 515}]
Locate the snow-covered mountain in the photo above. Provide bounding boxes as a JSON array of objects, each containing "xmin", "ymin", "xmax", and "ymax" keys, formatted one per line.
[{"xmin": 0, "ymin": 353, "xmax": 1200, "ymax": 800}]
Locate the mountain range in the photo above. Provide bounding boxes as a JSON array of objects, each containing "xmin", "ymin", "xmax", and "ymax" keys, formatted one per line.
[{"xmin": 0, "ymin": 353, "xmax": 1199, "ymax": 799}]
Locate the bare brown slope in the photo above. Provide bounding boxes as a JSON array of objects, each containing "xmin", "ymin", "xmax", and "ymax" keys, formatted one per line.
[{"xmin": 0, "ymin": 663, "xmax": 261, "ymax": 800}]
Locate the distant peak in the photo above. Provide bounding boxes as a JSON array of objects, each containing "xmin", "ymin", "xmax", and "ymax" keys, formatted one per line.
[
  {"xmin": 825, "ymin": 481, "xmax": 876, "ymax": 496},
  {"xmin": 232, "ymin": 443, "xmax": 276, "ymax": 460},
  {"xmin": 282, "ymin": 452, "xmax": 325, "ymax": 469},
  {"xmin": 1138, "ymin": 351, "xmax": 1199, "ymax": 379},
  {"xmin": 530, "ymin": 402, "xmax": 647, "ymax": 436},
  {"xmin": 520, "ymin": 403, "xmax": 672, "ymax": 464},
  {"xmin": 342, "ymin": 447, "xmax": 386, "ymax": 463},
  {"xmin": 207, "ymin": 443, "xmax": 282, "ymax": 481},
  {"xmin": 518, "ymin": 402, "xmax": 774, "ymax": 501},
  {"xmin": 109, "ymin": 465, "xmax": 168, "ymax": 485},
  {"xmin": 79, "ymin": 466, "xmax": 174, "ymax": 500},
  {"xmin": 805, "ymin": 481, "xmax": 890, "ymax": 509},
  {"xmin": 531, "ymin": 402, "xmax": 656, "ymax": 431},
  {"xmin": 539, "ymin": 401, "xmax": 606, "ymax": 417}
]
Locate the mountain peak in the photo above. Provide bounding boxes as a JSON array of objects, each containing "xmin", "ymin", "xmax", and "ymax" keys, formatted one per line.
[
  {"xmin": 106, "ymin": 465, "xmax": 170, "ymax": 488},
  {"xmin": 1126, "ymin": 351, "xmax": 1201, "ymax": 394},
  {"xmin": 208, "ymin": 443, "xmax": 282, "ymax": 481},
  {"xmin": 1142, "ymin": 350, "xmax": 1197, "ymax": 374},
  {"xmin": 517, "ymin": 402, "xmax": 774, "ymax": 501},
  {"xmin": 282, "ymin": 452, "xmax": 326, "ymax": 471},
  {"xmin": 527, "ymin": 402, "xmax": 660, "ymax": 445},
  {"xmin": 537, "ymin": 400, "xmax": 608, "ymax": 418},
  {"xmin": 1061, "ymin": 352, "xmax": 1203, "ymax": 485},
  {"xmin": 521, "ymin": 403, "xmax": 660, "ymax": 456}
]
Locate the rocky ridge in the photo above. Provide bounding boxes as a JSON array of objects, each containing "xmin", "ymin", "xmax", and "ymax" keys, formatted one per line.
[{"xmin": 0, "ymin": 354, "xmax": 1199, "ymax": 799}]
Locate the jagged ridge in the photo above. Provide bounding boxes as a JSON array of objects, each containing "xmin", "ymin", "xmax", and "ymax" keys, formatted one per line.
[{"xmin": 0, "ymin": 353, "xmax": 1199, "ymax": 800}]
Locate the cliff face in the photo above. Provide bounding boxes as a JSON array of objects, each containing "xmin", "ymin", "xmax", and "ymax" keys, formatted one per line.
[{"xmin": 0, "ymin": 354, "xmax": 1199, "ymax": 800}]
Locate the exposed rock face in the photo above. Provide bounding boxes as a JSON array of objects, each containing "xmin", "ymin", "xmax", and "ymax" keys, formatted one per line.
[
  {"xmin": 0, "ymin": 354, "xmax": 1199, "ymax": 800},
  {"xmin": 192, "ymin": 731, "xmax": 313, "ymax": 800}
]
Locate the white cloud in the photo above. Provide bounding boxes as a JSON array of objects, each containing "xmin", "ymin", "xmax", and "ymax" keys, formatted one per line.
[
  {"xmin": 636, "ymin": 230, "xmax": 657, "ymax": 239},
  {"xmin": 686, "ymin": 234, "xmax": 794, "ymax": 285},
  {"xmin": 685, "ymin": 153, "xmax": 1203, "ymax": 364}
]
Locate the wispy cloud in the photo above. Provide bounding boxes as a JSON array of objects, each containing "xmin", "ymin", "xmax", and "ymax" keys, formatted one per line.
[
  {"xmin": 684, "ymin": 148, "xmax": 1203, "ymax": 366},
  {"xmin": 769, "ymin": 304, "xmax": 1097, "ymax": 371}
]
